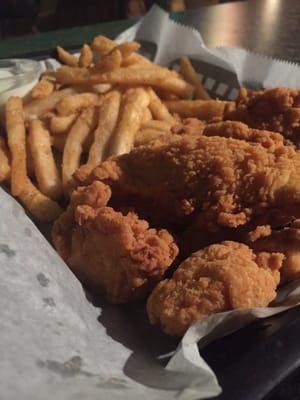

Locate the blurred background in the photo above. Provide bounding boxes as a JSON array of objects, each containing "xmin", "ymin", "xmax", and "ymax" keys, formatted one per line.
[{"xmin": 0, "ymin": 0, "xmax": 238, "ymax": 38}]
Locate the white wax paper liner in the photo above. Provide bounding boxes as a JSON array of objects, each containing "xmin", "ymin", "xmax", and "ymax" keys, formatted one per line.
[{"xmin": 2, "ymin": 5, "xmax": 300, "ymax": 400}]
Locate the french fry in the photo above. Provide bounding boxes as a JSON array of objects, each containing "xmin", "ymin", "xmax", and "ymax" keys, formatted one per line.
[
  {"xmin": 5, "ymin": 97, "xmax": 27, "ymax": 196},
  {"xmin": 55, "ymin": 67, "xmax": 194, "ymax": 98},
  {"xmin": 56, "ymin": 93, "xmax": 99, "ymax": 116},
  {"xmin": 164, "ymin": 100, "xmax": 231, "ymax": 121},
  {"xmin": 62, "ymin": 107, "xmax": 98, "ymax": 193},
  {"xmin": 95, "ymin": 48, "xmax": 122, "ymax": 72},
  {"xmin": 29, "ymin": 120, "xmax": 62, "ymax": 199},
  {"xmin": 141, "ymin": 120, "xmax": 173, "ymax": 133},
  {"xmin": 31, "ymin": 79, "xmax": 55, "ymax": 99},
  {"xmin": 57, "ymin": 46, "xmax": 78, "ymax": 67},
  {"xmin": 86, "ymin": 90, "xmax": 121, "ymax": 170},
  {"xmin": 134, "ymin": 129, "xmax": 167, "ymax": 147},
  {"xmin": 91, "ymin": 35, "xmax": 116, "ymax": 55},
  {"xmin": 19, "ymin": 178, "xmax": 62, "ymax": 222},
  {"xmin": 54, "ymin": 66, "xmax": 90, "ymax": 85},
  {"xmin": 6, "ymin": 97, "xmax": 62, "ymax": 221},
  {"xmin": 0, "ymin": 137, "xmax": 10, "ymax": 182},
  {"xmin": 96, "ymin": 69, "xmax": 191, "ymax": 97},
  {"xmin": 142, "ymin": 107, "xmax": 152, "ymax": 123},
  {"xmin": 180, "ymin": 56, "xmax": 210, "ymax": 100},
  {"xmin": 79, "ymin": 44, "xmax": 93, "ymax": 68},
  {"xmin": 91, "ymin": 35, "xmax": 152, "ymax": 67},
  {"xmin": 113, "ymin": 42, "xmax": 140, "ymax": 60},
  {"xmin": 24, "ymin": 88, "xmax": 75, "ymax": 120},
  {"xmin": 122, "ymin": 55, "xmax": 152, "ymax": 68},
  {"xmin": 108, "ymin": 88, "xmax": 150, "ymax": 156},
  {"xmin": 147, "ymin": 88, "xmax": 176, "ymax": 123},
  {"xmin": 50, "ymin": 114, "xmax": 78, "ymax": 135}
]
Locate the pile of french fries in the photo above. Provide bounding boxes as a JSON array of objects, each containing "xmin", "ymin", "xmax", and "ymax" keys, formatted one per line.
[{"xmin": 1, "ymin": 35, "xmax": 231, "ymax": 222}]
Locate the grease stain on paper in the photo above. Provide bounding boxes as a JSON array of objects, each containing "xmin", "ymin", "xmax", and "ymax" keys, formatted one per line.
[
  {"xmin": 24, "ymin": 227, "xmax": 32, "ymax": 237},
  {"xmin": 0, "ymin": 244, "xmax": 15, "ymax": 257},
  {"xmin": 36, "ymin": 356, "xmax": 93, "ymax": 378},
  {"xmin": 43, "ymin": 297, "xmax": 56, "ymax": 307},
  {"xmin": 36, "ymin": 273, "xmax": 50, "ymax": 287},
  {"xmin": 96, "ymin": 377, "xmax": 129, "ymax": 389}
]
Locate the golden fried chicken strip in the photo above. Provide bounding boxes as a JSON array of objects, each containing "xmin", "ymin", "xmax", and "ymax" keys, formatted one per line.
[
  {"xmin": 52, "ymin": 181, "xmax": 178, "ymax": 303},
  {"xmin": 225, "ymin": 88, "xmax": 300, "ymax": 145},
  {"xmin": 202, "ymin": 121, "xmax": 289, "ymax": 150},
  {"xmin": 147, "ymin": 241, "xmax": 283, "ymax": 336},
  {"xmin": 74, "ymin": 134, "xmax": 300, "ymax": 232}
]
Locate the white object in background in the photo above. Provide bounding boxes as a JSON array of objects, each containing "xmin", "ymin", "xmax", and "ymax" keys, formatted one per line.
[{"xmin": 0, "ymin": 59, "xmax": 41, "ymax": 108}]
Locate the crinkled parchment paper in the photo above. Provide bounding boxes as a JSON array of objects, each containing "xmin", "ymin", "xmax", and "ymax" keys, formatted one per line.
[{"xmin": 2, "ymin": 6, "xmax": 300, "ymax": 400}]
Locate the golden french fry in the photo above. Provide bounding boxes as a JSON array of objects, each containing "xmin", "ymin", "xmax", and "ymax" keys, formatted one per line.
[
  {"xmin": 134, "ymin": 129, "xmax": 167, "ymax": 147},
  {"xmin": 6, "ymin": 97, "xmax": 62, "ymax": 221},
  {"xmin": 5, "ymin": 97, "xmax": 27, "ymax": 196},
  {"xmin": 24, "ymin": 88, "xmax": 75, "ymax": 120},
  {"xmin": 108, "ymin": 88, "xmax": 150, "ymax": 156},
  {"xmin": 141, "ymin": 120, "xmax": 173, "ymax": 133},
  {"xmin": 62, "ymin": 107, "xmax": 98, "ymax": 193},
  {"xmin": 0, "ymin": 137, "xmax": 10, "ymax": 182},
  {"xmin": 164, "ymin": 100, "xmax": 230, "ymax": 121},
  {"xmin": 97, "ymin": 69, "xmax": 192, "ymax": 97},
  {"xmin": 57, "ymin": 46, "xmax": 78, "ymax": 67},
  {"xmin": 54, "ymin": 66, "xmax": 90, "ymax": 85},
  {"xmin": 29, "ymin": 120, "xmax": 62, "ymax": 199},
  {"xmin": 19, "ymin": 178, "xmax": 62, "ymax": 222},
  {"xmin": 91, "ymin": 35, "xmax": 116, "ymax": 55},
  {"xmin": 79, "ymin": 44, "xmax": 93, "ymax": 67},
  {"xmin": 92, "ymin": 35, "xmax": 152, "ymax": 67},
  {"xmin": 147, "ymin": 88, "xmax": 177, "ymax": 123},
  {"xmin": 87, "ymin": 90, "xmax": 121, "ymax": 169},
  {"xmin": 122, "ymin": 55, "xmax": 152, "ymax": 68},
  {"xmin": 94, "ymin": 48, "xmax": 122, "ymax": 72},
  {"xmin": 114, "ymin": 42, "xmax": 140, "ymax": 59},
  {"xmin": 180, "ymin": 56, "xmax": 210, "ymax": 100},
  {"xmin": 56, "ymin": 93, "xmax": 99, "ymax": 116},
  {"xmin": 55, "ymin": 66, "xmax": 194, "ymax": 98},
  {"xmin": 142, "ymin": 107, "xmax": 152, "ymax": 123},
  {"xmin": 31, "ymin": 79, "xmax": 55, "ymax": 99},
  {"xmin": 50, "ymin": 114, "xmax": 78, "ymax": 135}
]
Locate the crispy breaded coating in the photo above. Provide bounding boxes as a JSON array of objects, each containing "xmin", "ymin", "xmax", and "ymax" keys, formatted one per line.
[
  {"xmin": 52, "ymin": 181, "xmax": 178, "ymax": 303},
  {"xmin": 74, "ymin": 134, "xmax": 300, "ymax": 232},
  {"xmin": 147, "ymin": 241, "xmax": 283, "ymax": 336},
  {"xmin": 225, "ymin": 88, "xmax": 300, "ymax": 145},
  {"xmin": 202, "ymin": 121, "xmax": 289, "ymax": 150}
]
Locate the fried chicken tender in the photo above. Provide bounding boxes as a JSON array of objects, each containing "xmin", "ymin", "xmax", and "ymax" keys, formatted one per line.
[
  {"xmin": 52, "ymin": 181, "xmax": 178, "ymax": 303},
  {"xmin": 74, "ymin": 134, "xmax": 300, "ymax": 232},
  {"xmin": 202, "ymin": 121, "xmax": 288, "ymax": 150},
  {"xmin": 225, "ymin": 88, "xmax": 300, "ymax": 145},
  {"xmin": 147, "ymin": 241, "xmax": 283, "ymax": 336},
  {"xmin": 248, "ymin": 220, "xmax": 300, "ymax": 282}
]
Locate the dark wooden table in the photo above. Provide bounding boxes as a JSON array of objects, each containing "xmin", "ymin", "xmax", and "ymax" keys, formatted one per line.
[{"xmin": 1, "ymin": 0, "xmax": 300, "ymax": 64}]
